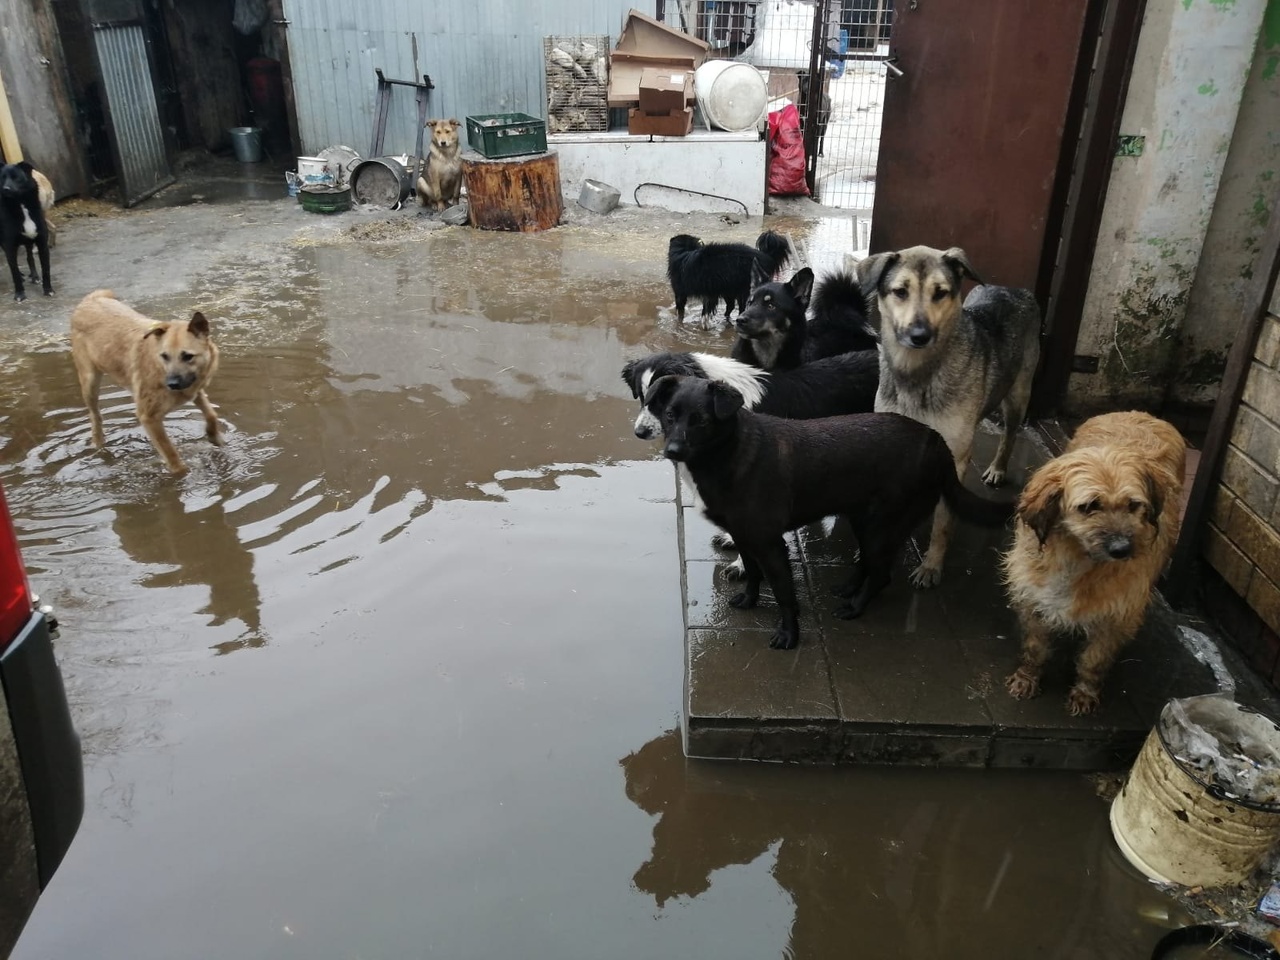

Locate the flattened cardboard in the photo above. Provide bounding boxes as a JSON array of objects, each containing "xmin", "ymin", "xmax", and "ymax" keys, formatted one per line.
[
  {"xmin": 608, "ymin": 8, "xmax": 707, "ymax": 108},
  {"xmin": 638, "ymin": 68, "xmax": 692, "ymax": 114},
  {"xmin": 628, "ymin": 106, "xmax": 694, "ymax": 137},
  {"xmin": 615, "ymin": 8, "xmax": 709, "ymax": 59}
]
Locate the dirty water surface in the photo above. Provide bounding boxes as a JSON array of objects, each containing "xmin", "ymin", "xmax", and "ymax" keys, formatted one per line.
[{"xmin": 2, "ymin": 207, "xmax": 1190, "ymax": 959}]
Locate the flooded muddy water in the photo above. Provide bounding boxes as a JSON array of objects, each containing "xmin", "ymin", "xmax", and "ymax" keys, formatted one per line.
[{"xmin": 2, "ymin": 213, "xmax": 1189, "ymax": 958}]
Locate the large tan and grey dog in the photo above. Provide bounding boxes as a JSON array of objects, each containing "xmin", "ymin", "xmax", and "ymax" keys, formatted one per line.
[
  {"xmin": 415, "ymin": 118, "xmax": 463, "ymax": 211},
  {"xmin": 859, "ymin": 246, "xmax": 1041, "ymax": 587},
  {"xmin": 1002, "ymin": 412, "xmax": 1186, "ymax": 715},
  {"xmin": 70, "ymin": 289, "xmax": 223, "ymax": 474}
]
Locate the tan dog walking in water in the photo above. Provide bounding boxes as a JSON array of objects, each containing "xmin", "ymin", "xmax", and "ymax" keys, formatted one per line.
[{"xmin": 70, "ymin": 289, "xmax": 223, "ymax": 474}]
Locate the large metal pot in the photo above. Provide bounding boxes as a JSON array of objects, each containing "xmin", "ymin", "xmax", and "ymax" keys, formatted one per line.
[{"xmin": 349, "ymin": 157, "xmax": 414, "ymax": 209}]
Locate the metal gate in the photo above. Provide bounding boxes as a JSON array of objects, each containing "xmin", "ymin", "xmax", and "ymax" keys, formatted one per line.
[
  {"xmin": 87, "ymin": 0, "xmax": 173, "ymax": 206},
  {"xmin": 664, "ymin": 0, "xmax": 896, "ymax": 210},
  {"xmin": 802, "ymin": 0, "xmax": 895, "ymax": 209},
  {"xmin": 869, "ymin": 0, "xmax": 1089, "ymax": 292}
]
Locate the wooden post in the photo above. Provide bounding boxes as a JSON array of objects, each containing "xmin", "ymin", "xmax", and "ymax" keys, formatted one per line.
[
  {"xmin": 462, "ymin": 151, "xmax": 564, "ymax": 232},
  {"xmin": 0, "ymin": 68, "xmax": 23, "ymax": 162}
]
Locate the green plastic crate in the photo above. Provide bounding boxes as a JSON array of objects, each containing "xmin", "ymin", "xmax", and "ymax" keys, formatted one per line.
[{"xmin": 465, "ymin": 113, "xmax": 548, "ymax": 159}]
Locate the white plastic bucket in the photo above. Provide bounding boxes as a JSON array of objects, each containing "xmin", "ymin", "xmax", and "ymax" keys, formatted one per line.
[
  {"xmin": 693, "ymin": 61, "xmax": 768, "ymax": 132},
  {"xmin": 1110, "ymin": 696, "xmax": 1280, "ymax": 887},
  {"xmin": 296, "ymin": 156, "xmax": 334, "ymax": 187}
]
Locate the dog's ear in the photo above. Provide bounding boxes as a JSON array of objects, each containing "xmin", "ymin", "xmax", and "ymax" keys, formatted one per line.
[
  {"xmin": 449, "ymin": 118, "xmax": 460, "ymax": 128},
  {"xmin": 1018, "ymin": 463, "xmax": 1064, "ymax": 546},
  {"xmin": 188, "ymin": 312, "xmax": 210, "ymax": 338},
  {"xmin": 941, "ymin": 247, "xmax": 987, "ymax": 286},
  {"xmin": 643, "ymin": 374, "xmax": 680, "ymax": 416},
  {"xmin": 1142, "ymin": 466, "xmax": 1169, "ymax": 533},
  {"xmin": 708, "ymin": 381, "xmax": 744, "ymax": 421},
  {"xmin": 16, "ymin": 161, "xmax": 33, "ymax": 175},
  {"xmin": 620, "ymin": 359, "xmax": 641, "ymax": 398},
  {"xmin": 750, "ymin": 258, "xmax": 771, "ymax": 291},
  {"xmin": 142, "ymin": 324, "xmax": 169, "ymax": 341},
  {"xmin": 787, "ymin": 267, "xmax": 814, "ymax": 307},
  {"xmin": 861, "ymin": 251, "xmax": 901, "ymax": 298}
]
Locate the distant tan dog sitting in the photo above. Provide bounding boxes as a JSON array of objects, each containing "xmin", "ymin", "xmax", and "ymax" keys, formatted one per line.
[
  {"xmin": 415, "ymin": 118, "xmax": 463, "ymax": 211},
  {"xmin": 70, "ymin": 289, "xmax": 223, "ymax": 475},
  {"xmin": 1002, "ymin": 412, "xmax": 1186, "ymax": 715}
]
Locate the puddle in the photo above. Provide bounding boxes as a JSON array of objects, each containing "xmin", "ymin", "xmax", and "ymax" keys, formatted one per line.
[{"xmin": 1, "ymin": 217, "xmax": 1189, "ymax": 958}]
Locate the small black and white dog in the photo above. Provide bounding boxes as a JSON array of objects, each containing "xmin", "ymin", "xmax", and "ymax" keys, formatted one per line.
[
  {"xmin": 667, "ymin": 229, "xmax": 790, "ymax": 325},
  {"xmin": 732, "ymin": 266, "xmax": 876, "ymax": 370},
  {"xmin": 621, "ymin": 348, "xmax": 879, "ymax": 577},
  {"xmin": 621, "ymin": 349, "xmax": 879, "ymax": 440},
  {"xmin": 0, "ymin": 162, "xmax": 52, "ymax": 302}
]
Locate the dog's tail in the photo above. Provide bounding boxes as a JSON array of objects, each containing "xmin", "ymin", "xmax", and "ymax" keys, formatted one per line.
[
  {"xmin": 940, "ymin": 469, "xmax": 1015, "ymax": 528},
  {"xmin": 811, "ymin": 269, "xmax": 877, "ymax": 344},
  {"xmin": 755, "ymin": 230, "xmax": 790, "ymax": 273},
  {"xmin": 84, "ymin": 288, "xmax": 117, "ymax": 302}
]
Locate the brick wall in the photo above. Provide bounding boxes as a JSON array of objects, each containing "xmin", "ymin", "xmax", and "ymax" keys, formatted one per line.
[{"xmin": 1203, "ymin": 287, "xmax": 1280, "ymax": 681}]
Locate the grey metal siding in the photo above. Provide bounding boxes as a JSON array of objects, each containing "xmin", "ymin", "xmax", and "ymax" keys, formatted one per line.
[
  {"xmin": 92, "ymin": 23, "xmax": 172, "ymax": 205},
  {"xmin": 282, "ymin": 0, "xmax": 652, "ymax": 156}
]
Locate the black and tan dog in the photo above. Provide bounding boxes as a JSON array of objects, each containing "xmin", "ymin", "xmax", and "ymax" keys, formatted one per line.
[
  {"xmin": 646, "ymin": 375, "xmax": 1012, "ymax": 650},
  {"xmin": 859, "ymin": 246, "xmax": 1041, "ymax": 587},
  {"xmin": 0, "ymin": 162, "xmax": 53, "ymax": 302},
  {"xmin": 732, "ymin": 266, "xmax": 877, "ymax": 370}
]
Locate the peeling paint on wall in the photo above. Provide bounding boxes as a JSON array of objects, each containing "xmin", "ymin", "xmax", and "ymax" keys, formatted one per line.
[{"xmin": 1067, "ymin": 0, "xmax": 1274, "ymax": 413}]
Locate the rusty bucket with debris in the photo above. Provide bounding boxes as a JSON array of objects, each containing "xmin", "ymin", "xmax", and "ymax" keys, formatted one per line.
[{"xmin": 1110, "ymin": 695, "xmax": 1280, "ymax": 887}]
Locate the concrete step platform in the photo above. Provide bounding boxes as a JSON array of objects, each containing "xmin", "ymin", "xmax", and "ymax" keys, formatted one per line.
[{"xmin": 678, "ymin": 425, "xmax": 1275, "ymax": 770}]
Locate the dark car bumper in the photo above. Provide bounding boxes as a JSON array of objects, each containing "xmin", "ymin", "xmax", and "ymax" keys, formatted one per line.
[{"xmin": 0, "ymin": 610, "xmax": 83, "ymax": 886}]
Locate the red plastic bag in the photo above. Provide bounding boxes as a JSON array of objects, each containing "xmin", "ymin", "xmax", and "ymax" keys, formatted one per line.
[{"xmin": 767, "ymin": 103, "xmax": 809, "ymax": 197}]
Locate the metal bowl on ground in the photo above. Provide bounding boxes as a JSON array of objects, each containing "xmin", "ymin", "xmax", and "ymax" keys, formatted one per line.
[
  {"xmin": 350, "ymin": 157, "xmax": 414, "ymax": 209},
  {"xmin": 298, "ymin": 184, "xmax": 352, "ymax": 214}
]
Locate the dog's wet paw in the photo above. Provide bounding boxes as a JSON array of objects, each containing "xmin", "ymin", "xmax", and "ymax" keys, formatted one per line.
[
  {"xmin": 768, "ymin": 627, "xmax": 798, "ymax": 650},
  {"xmin": 12, "ymin": 292, "xmax": 25, "ymax": 303},
  {"xmin": 1066, "ymin": 686, "xmax": 1100, "ymax": 716},
  {"xmin": 909, "ymin": 563, "xmax": 942, "ymax": 589},
  {"xmin": 42, "ymin": 288, "xmax": 54, "ymax": 297},
  {"xmin": 728, "ymin": 590, "xmax": 757, "ymax": 609},
  {"xmin": 722, "ymin": 558, "xmax": 747, "ymax": 580},
  {"xmin": 981, "ymin": 465, "xmax": 1007, "ymax": 486},
  {"xmin": 831, "ymin": 601, "xmax": 865, "ymax": 621},
  {"xmin": 1004, "ymin": 671, "xmax": 1040, "ymax": 700},
  {"xmin": 207, "ymin": 430, "xmax": 226, "ymax": 447},
  {"xmin": 710, "ymin": 531, "xmax": 736, "ymax": 551}
]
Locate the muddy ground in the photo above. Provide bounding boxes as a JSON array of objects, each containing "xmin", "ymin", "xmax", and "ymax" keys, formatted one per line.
[{"xmin": 0, "ymin": 180, "xmax": 1241, "ymax": 959}]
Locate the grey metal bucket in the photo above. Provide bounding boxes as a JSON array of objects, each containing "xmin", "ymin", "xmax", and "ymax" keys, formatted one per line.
[{"xmin": 229, "ymin": 126, "xmax": 264, "ymax": 163}]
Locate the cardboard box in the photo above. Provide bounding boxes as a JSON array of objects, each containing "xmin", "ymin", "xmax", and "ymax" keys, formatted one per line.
[
  {"xmin": 628, "ymin": 106, "xmax": 694, "ymax": 137},
  {"xmin": 638, "ymin": 67, "xmax": 692, "ymax": 114},
  {"xmin": 608, "ymin": 8, "xmax": 708, "ymax": 107}
]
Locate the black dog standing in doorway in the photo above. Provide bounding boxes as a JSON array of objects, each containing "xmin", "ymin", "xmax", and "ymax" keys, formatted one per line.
[{"xmin": 0, "ymin": 162, "xmax": 53, "ymax": 302}]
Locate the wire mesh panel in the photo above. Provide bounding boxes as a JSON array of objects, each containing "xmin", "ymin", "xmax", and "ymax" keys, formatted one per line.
[
  {"xmin": 545, "ymin": 36, "xmax": 611, "ymax": 133},
  {"xmin": 811, "ymin": 0, "xmax": 895, "ymax": 210},
  {"xmin": 661, "ymin": 1, "xmax": 894, "ymax": 211}
]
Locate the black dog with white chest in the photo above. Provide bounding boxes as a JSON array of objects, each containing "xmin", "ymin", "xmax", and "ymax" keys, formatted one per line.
[
  {"xmin": 0, "ymin": 162, "xmax": 52, "ymax": 302},
  {"xmin": 646, "ymin": 375, "xmax": 1012, "ymax": 650}
]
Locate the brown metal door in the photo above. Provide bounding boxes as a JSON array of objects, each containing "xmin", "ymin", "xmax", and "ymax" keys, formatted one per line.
[{"xmin": 869, "ymin": 0, "xmax": 1089, "ymax": 292}]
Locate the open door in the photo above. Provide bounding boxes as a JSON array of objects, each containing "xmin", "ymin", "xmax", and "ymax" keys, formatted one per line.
[
  {"xmin": 868, "ymin": 0, "xmax": 1089, "ymax": 292},
  {"xmin": 86, "ymin": 0, "xmax": 174, "ymax": 206}
]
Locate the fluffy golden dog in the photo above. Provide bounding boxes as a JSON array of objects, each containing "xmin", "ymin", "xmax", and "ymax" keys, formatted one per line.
[{"xmin": 1002, "ymin": 412, "xmax": 1186, "ymax": 715}]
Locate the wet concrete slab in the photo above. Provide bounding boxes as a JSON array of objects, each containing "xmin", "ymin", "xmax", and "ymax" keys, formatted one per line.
[{"xmin": 681, "ymin": 426, "xmax": 1273, "ymax": 770}]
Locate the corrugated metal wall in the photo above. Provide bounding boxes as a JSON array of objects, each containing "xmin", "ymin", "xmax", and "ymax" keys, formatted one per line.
[
  {"xmin": 282, "ymin": 0, "xmax": 653, "ymax": 156},
  {"xmin": 92, "ymin": 23, "xmax": 174, "ymax": 205}
]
